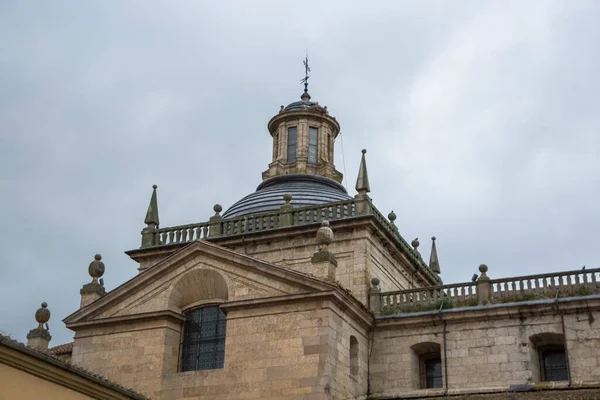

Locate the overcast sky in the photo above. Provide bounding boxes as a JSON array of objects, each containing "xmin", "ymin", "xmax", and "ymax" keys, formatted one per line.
[{"xmin": 1, "ymin": 1, "xmax": 599, "ymax": 346}]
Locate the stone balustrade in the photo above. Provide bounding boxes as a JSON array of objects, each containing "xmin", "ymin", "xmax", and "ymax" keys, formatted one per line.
[
  {"xmin": 371, "ymin": 267, "xmax": 600, "ymax": 315},
  {"xmin": 491, "ymin": 268, "xmax": 600, "ymax": 302},
  {"xmin": 147, "ymin": 222, "xmax": 212, "ymax": 247},
  {"xmin": 137, "ymin": 196, "xmax": 440, "ymax": 283},
  {"xmin": 376, "ymin": 282, "xmax": 478, "ymax": 315},
  {"xmin": 141, "ymin": 199, "xmax": 357, "ymax": 248}
]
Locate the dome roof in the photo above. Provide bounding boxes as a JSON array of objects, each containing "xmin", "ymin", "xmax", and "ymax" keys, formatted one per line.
[
  {"xmin": 223, "ymin": 174, "xmax": 352, "ymax": 219},
  {"xmin": 283, "ymin": 91, "xmax": 328, "ymax": 114}
]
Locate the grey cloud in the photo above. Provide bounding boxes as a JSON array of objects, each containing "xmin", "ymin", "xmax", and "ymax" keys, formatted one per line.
[{"xmin": 0, "ymin": 0, "xmax": 598, "ymax": 346}]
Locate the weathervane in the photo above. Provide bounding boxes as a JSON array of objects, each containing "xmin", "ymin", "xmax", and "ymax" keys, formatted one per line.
[{"xmin": 301, "ymin": 53, "xmax": 311, "ymax": 93}]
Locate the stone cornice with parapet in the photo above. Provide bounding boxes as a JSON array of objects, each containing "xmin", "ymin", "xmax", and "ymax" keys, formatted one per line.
[
  {"xmin": 66, "ymin": 239, "xmax": 368, "ymax": 327},
  {"xmin": 127, "ymin": 199, "xmax": 441, "ymax": 287}
]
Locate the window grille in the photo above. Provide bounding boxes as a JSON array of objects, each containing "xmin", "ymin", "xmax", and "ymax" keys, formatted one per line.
[
  {"xmin": 308, "ymin": 127, "xmax": 318, "ymax": 164},
  {"xmin": 287, "ymin": 127, "xmax": 297, "ymax": 163},
  {"xmin": 180, "ymin": 305, "xmax": 226, "ymax": 372},
  {"xmin": 542, "ymin": 348, "xmax": 568, "ymax": 382}
]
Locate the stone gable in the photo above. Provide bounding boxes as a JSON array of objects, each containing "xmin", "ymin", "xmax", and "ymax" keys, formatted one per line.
[{"xmin": 65, "ymin": 240, "xmax": 335, "ymax": 326}]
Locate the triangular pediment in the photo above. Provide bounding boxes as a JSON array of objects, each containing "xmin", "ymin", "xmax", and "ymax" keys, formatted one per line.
[{"xmin": 64, "ymin": 241, "xmax": 335, "ymax": 326}]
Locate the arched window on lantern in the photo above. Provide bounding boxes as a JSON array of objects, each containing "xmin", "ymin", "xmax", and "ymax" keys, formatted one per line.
[
  {"xmin": 308, "ymin": 127, "xmax": 318, "ymax": 164},
  {"xmin": 287, "ymin": 126, "xmax": 297, "ymax": 164}
]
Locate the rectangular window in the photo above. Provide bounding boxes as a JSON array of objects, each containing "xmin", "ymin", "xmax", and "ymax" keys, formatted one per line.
[
  {"xmin": 542, "ymin": 348, "xmax": 568, "ymax": 382},
  {"xmin": 327, "ymin": 133, "xmax": 331, "ymax": 161},
  {"xmin": 308, "ymin": 127, "xmax": 318, "ymax": 164},
  {"xmin": 425, "ymin": 358, "xmax": 443, "ymax": 388},
  {"xmin": 287, "ymin": 127, "xmax": 297, "ymax": 164}
]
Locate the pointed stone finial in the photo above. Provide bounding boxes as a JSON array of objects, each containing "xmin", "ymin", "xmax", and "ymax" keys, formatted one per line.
[
  {"xmin": 27, "ymin": 302, "xmax": 51, "ymax": 350},
  {"xmin": 144, "ymin": 184, "xmax": 159, "ymax": 228},
  {"xmin": 429, "ymin": 236, "xmax": 440, "ymax": 274},
  {"xmin": 355, "ymin": 149, "xmax": 371, "ymax": 194}
]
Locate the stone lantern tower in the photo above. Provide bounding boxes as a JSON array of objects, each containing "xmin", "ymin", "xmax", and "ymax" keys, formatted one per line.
[{"xmin": 262, "ymin": 90, "xmax": 343, "ymax": 183}]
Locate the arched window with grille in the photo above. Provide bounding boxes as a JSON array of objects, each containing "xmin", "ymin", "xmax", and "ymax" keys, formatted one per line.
[
  {"xmin": 180, "ymin": 305, "xmax": 227, "ymax": 372},
  {"xmin": 540, "ymin": 346, "xmax": 568, "ymax": 382},
  {"xmin": 530, "ymin": 333, "xmax": 568, "ymax": 382}
]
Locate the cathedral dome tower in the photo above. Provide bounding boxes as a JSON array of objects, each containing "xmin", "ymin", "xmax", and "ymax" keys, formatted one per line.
[
  {"xmin": 223, "ymin": 89, "xmax": 350, "ymax": 219},
  {"xmin": 223, "ymin": 62, "xmax": 350, "ymax": 219}
]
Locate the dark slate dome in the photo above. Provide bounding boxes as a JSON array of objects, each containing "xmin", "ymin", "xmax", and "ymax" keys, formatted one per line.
[
  {"xmin": 223, "ymin": 174, "xmax": 352, "ymax": 219},
  {"xmin": 283, "ymin": 91, "xmax": 328, "ymax": 114}
]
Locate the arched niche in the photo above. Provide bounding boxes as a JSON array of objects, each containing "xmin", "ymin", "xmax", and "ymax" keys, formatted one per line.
[{"xmin": 168, "ymin": 268, "xmax": 229, "ymax": 311}]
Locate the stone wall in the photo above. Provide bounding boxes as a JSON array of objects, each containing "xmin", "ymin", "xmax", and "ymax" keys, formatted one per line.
[
  {"xmin": 217, "ymin": 222, "xmax": 426, "ymax": 306},
  {"xmin": 221, "ymin": 226, "xmax": 371, "ymax": 304},
  {"xmin": 370, "ymin": 301, "xmax": 600, "ymax": 398},
  {"xmin": 71, "ymin": 297, "xmax": 370, "ymax": 400},
  {"xmin": 70, "ymin": 318, "xmax": 173, "ymax": 397}
]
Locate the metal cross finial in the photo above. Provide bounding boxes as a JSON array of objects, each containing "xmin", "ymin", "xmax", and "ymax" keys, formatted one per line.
[{"xmin": 301, "ymin": 52, "xmax": 311, "ymax": 93}]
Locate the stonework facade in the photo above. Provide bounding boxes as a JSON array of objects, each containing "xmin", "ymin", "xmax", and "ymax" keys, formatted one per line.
[{"xmin": 13, "ymin": 88, "xmax": 600, "ymax": 399}]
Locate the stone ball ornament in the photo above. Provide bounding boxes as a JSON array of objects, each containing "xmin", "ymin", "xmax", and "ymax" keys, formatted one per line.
[
  {"xmin": 479, "ymin": 264, "xmax": 488, "ymax": 273},
  {"xmin": 213, "ymin": 204, "xmax": 223, "ymax": 214},
  {"xmin": 388, "ymin": 211, "xmax": 397, "ymax": 223},
  {"xmin": 88, "ymin": 254, "xmax": 105, "ymax": 282},
  {"xmin": 35, "ymin": 302, "xmax": 50, "ymax": 325},
  {"xmin": 411, "ymin": 238, "xmax": 420, "ymax": 249},
  {"xmin": 371, "ymin": 277, "xmax": 380, "ymax": 287},
  {"xmin": 316, "ymin": 220, "xmax": 334, "ymax": 249}
]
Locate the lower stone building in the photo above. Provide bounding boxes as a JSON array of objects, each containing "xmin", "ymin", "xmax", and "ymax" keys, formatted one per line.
[{"xmin": 6, "ymin": 81, "xmax": 600, "ymax": 399}]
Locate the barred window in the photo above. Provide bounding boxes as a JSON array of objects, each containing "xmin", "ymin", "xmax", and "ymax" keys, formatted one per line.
[
  {"xmin": 541, "ymin": 346, "xmax": 568, "ymax": 382},
  {"xmin": 287, "ymin": 127, "xmax": 297, "ymax": 163},
  {"xmin": 180, "ymin": 305, "xmax": 226, "ymax": 372}
]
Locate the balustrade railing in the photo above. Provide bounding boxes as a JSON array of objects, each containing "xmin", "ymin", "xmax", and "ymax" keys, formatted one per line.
[
  {"xmin": 379, "ymin": 282, "xmax": 478, "ymax": 314},
  {"xmin": 150, "ymin": 222, "xmax": 211, "ymax": 247},
  {"xmin": 141, "ymin": 199, "xmax": 357, "ymax": 248},
  {"xmin": 372, "ymin": 268, "xmax": 600, "ymax": 315},
  {"xmin": 490, "ymin": 268, "xmax": 600, "ymax": 301}
]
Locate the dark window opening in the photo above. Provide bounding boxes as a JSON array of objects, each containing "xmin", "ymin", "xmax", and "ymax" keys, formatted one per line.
[
  {"xmin": 180, "ymin": 305, "xmax": 226, "ymax": 372},
  {"xmin": 424, "ymin": 357, "xmax": 443, "ymax": 389},
  {"xmin": 287, "ymin": 127, "xmax": 297, "ymax": 164},
  {"xmin": 308, "ymin": 127, "xmax": 318, "ymax": 164},
  {"xmin": 350, "ymin": 335, "xmax": 358, "ymax": 378},
  {"xmin": 541, "ymin": 346, "xmax": 568, "ymax": 382}
]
